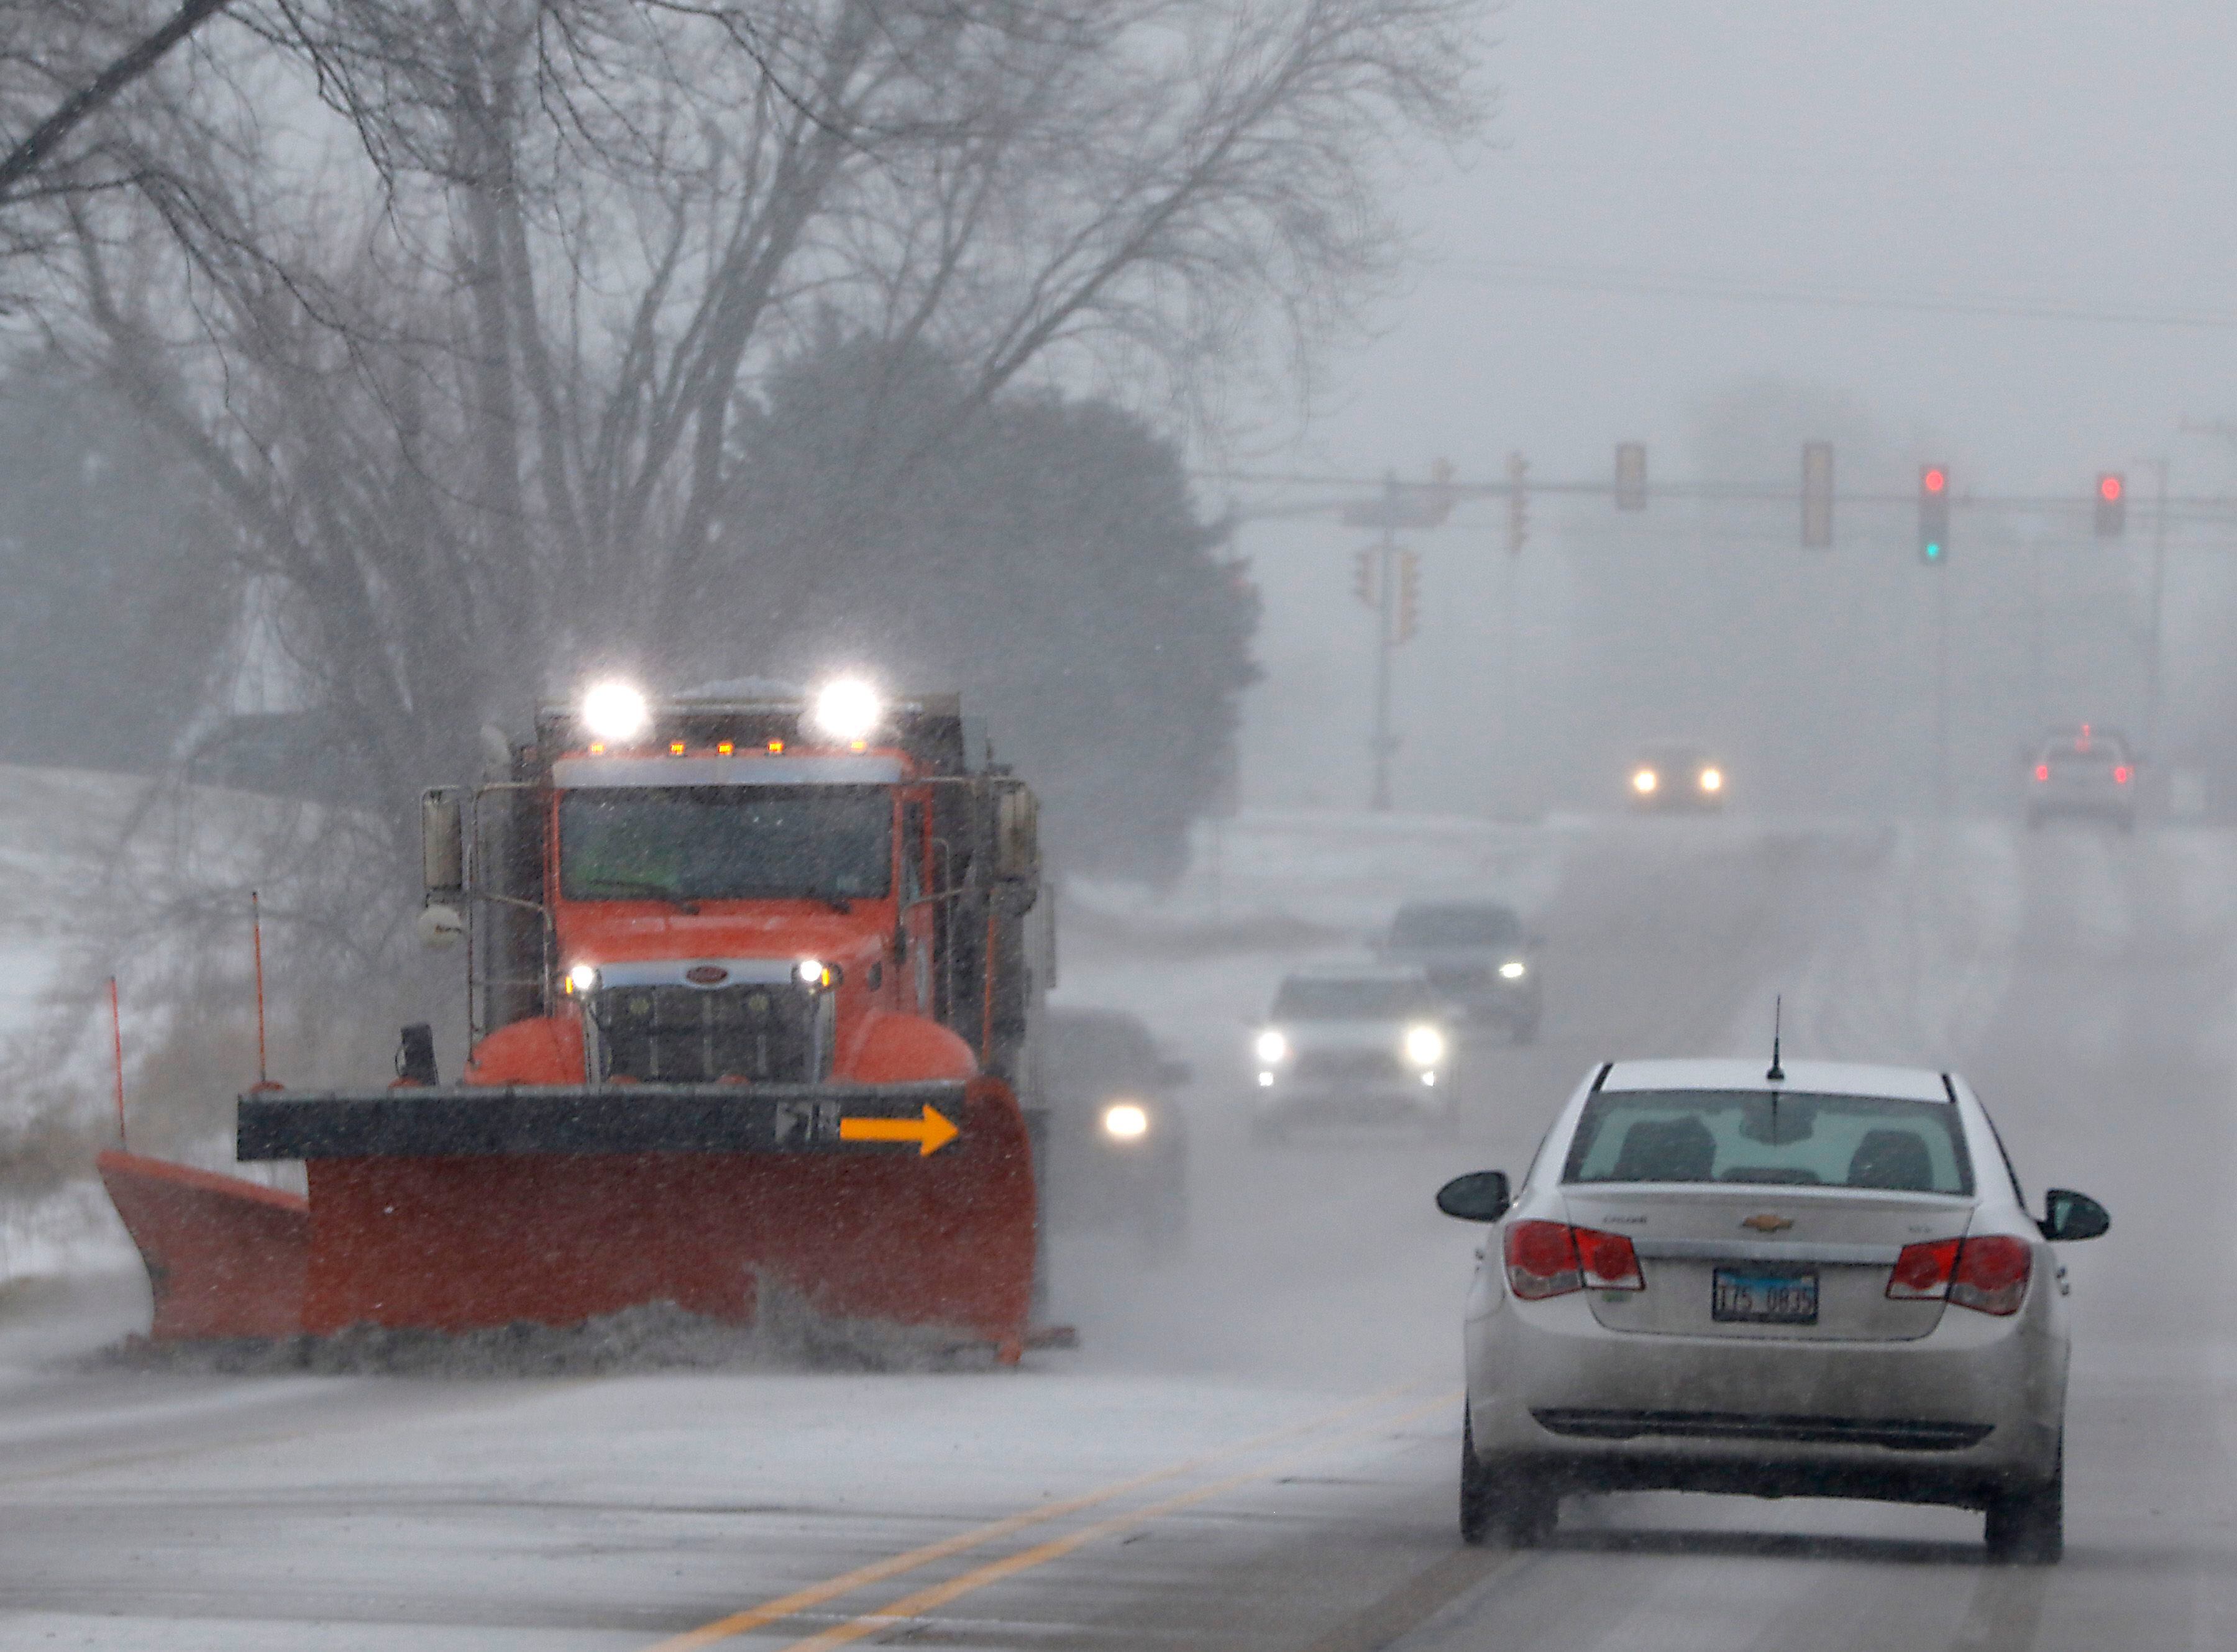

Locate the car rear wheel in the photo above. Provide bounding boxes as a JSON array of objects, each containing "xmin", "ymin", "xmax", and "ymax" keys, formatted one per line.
[
  {"xmin": 1983, "ymin": 1446, "xmax": 2064, "ymax": 1565},
  {"xmin": 1460, "ymin": 1409, "xmax": 1557, "ymax": 1548}
]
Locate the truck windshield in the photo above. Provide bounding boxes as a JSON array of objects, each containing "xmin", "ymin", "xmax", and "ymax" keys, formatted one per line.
[
  {"xmin": 1565, "ymin": 1090, "xmax": 1974, "ymax": 1194},
  {"xmin": 559, "ymin": 785, "xmax": 892, "ymax": 903},
  {"xmin": 1272, "ymin": 978, "xmax": 1439, "ymax": 1020}
]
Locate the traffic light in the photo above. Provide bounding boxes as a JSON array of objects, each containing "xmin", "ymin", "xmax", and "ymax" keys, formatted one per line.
[
  {"xmin": 1613, "ymin": 442, "xmax": 1647, "ymax": 510},
  {"xmin": 1800, "ymin": 441, "xmax": 1834, "ymax": 548},
  {"xmin": 1506, "ymin": 452, "xmax": 1529, "ymax": 554},
  {"xmin": 1918, "ymin": 464, "xmax": 1949, "ymax": 564},
  {"xmin": 1394, "ymin": 550, "xmax": 1421, "ymax": 643},
  {"xmin": 2095, "ymin": 473, "xmax": 2126, "ymax": 537},
  {"xmin": 1351, "ymin": 549, "xmax": 1377, "ymax": 608}
]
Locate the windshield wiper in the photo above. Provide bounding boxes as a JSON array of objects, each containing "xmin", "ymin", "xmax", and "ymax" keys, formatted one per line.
[{"xmin": 574, "ymin": 878, "xmax": 700, "ymax": 914}]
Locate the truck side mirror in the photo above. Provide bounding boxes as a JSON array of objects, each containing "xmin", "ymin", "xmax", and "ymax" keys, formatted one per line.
[
  {"xmin": 994, "ymin": 783, "xmax": 1039, "ymax": 881},
  {"xmin": 422, "ymin": 790, "xmax": 464, "ymax": 897}
]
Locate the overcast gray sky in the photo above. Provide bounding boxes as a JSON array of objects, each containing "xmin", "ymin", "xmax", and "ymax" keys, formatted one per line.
[
  {"xmin": 1229, "ymin": 1, "xmax": 2237, "ymax": 821},
  {"xmin": 1286, "ymin": 0, "xmax": 2237, "ymax": 493}
]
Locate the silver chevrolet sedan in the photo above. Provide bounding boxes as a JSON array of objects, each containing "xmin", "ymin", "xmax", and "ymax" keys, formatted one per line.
[{"xmin": 1436, "ymin": 1058, "xmax": 2109, "ymax": 1563}]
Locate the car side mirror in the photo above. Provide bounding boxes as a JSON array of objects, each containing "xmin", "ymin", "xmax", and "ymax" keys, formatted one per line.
[
  {"xmin": 1435, "ymin": 1170, "xmax": 1511, "ymax": 1223},
  {"xmin": 2039, "ymin": 1187, "xmax": 2110, "ymax": 1242},
  {"xmin": 1155, "ymin": 1058, "xmax": 1193, "ymax": 1088}
]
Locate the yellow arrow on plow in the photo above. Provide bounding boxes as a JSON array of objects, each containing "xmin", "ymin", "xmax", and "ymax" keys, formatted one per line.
[{"xmin": 838, "ymin": 1104, "xmax": 959, "ymax": 1157}]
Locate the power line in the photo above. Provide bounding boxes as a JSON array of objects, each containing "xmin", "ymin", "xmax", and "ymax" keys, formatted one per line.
[{"xmin": 1437, "ymin": 262, "xmax": 2237, "ymax": 331}]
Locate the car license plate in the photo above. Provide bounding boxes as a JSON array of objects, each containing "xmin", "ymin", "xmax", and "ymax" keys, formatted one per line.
[{"xmin": 1713, "ymin": 1268, "xmax": 1818, "ymax": 1325}]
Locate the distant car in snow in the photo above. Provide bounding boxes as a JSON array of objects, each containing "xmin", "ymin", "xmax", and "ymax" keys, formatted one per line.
[
  {"xmin": 1250, "ymin": 964, "xmax": 1457, "ymax": 1141},
  {"xmin": 1378, "ymin": 900, "xmax": 1542, "ymax": 1044},
  {"xmin": 1628, "ymin": 744, "xmax": 1727, "ymax": 813},
  {"xmin": 1042, "ymin": 1008, "xmax": 1190, "ymax": 1259},
  {"xmin": 1435, "ymin": 1057, "xmax": 2110, "ymax": 1562},
  {"xmin": 2026, "ymin": 725, "xmax": 2136, "ymax": 831}
]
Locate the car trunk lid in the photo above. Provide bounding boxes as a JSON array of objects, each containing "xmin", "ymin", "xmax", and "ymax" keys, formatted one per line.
[{"xmin": 1560, "ymin": 1185, "xmax": 1970, "ymax": 1340}]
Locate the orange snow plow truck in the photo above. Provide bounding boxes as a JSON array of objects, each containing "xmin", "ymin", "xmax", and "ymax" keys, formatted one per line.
[{"xmin": 99, "ymin": 681, "xmax": 1058, "ymax": 1361}]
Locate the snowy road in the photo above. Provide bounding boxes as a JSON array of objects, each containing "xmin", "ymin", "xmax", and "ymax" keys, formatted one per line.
[{"xmin": 3, "ymin": 815, "xmax": 2233, "ymax": 1650}]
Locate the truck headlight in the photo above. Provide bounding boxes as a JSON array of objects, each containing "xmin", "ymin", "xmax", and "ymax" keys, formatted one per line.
[
  {"xmin": 1404, "ymin": 1023, "xmax": 1447, "ymax": 1067},
  {"xmin": 567, "ymin": 962, "xmax": 599, "ymax": 995},
  {"xmin": 1100, "ymin": 1101, "xmax": 1150, "ymax": 1141},
  {"xmin": 581, "ymin": 681, "xmax": 649, "ymax": 743},
  {"xmin": 811, "ymin": 677, "xmax": 884, "ymax": 744},
  {"xmin": 1253, "ymin": 1028, "xmax": 1289, "ymax": 1064}
]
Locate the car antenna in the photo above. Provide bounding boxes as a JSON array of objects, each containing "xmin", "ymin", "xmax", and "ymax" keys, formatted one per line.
[{"xmin": 1766, "ymin": 995, "xmax": 1785, "ymax": 1084}]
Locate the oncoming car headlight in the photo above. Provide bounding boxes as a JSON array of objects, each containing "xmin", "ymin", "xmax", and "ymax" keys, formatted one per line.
[
  {"xmin": 1253, "ymin": 1028, "xmax": 1289, "ymax": 1065},
  {"xmin": 1100, "ymin": 1100, "xmax": 1150, "ymax": 1141},
  {"xmin": 1498, "ymin": 959, "xmax": 1527, "ymax": 980},
  {"xmin": 1403, "ymin": 1023, "xmax": 1447, "ymax": 1067},
  {"xmin": 1631, "ymin": 767, "xmax": 1659, "ymax": 795},
  {"xmin": 1698, "ymin": 767, "xmax": 1724, "ymax": 793}
]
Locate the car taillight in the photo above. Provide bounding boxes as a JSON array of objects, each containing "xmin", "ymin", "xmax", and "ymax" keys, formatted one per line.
[
  {"xmin": 1886, "ymin": 1234, "xmax": 2030, "ymax": 1315},
  {"xmin": 2114, "ymin": 765, "xmax": 2131, "ymax": 785},
  {"xmin": 1504, "ymin": 1220, "xmax": 1642, "ymax": 1298},
  {"xmin": 1949, "ymin": 1234, "xmax": 2031, "ymax": 1315},
  {"xmin": 2033, "ymin": 764, "xmax": 2049, "ymax": 782},
  {"xmin": 1886, "ymin": 1238, "xmax": 1959, "ymax": 1299},
  {"xmin": 1575, "ymin": 1226, "xmax": 1644, "ymax": 1290}
]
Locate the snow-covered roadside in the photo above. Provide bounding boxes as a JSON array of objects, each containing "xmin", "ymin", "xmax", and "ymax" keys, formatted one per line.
[
  {"xmin": 0, "ymin": 764, "xmax": 341, "ymax": 1285},
  {"xmin": 1749, "ymin": 819, "xmax": 2026, "ymax": 1068}
]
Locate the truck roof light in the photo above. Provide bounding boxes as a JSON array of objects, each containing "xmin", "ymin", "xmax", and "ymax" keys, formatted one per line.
[
  {"xmin": 812, "ymin": 678, "xmax": 883, "ymax": 743},
  {"xmin": 767, "ymin": 738, "xmax": 785, "ymax": 754},
  {"xmin": 716, "ymin": 741, "xmax": 734, "ymax": 755},
  {"xmin": 669, "ymin": 740, "xmax": 687, "ymax": 756},
  {"xmin": 582, "ymin": 681, "xmax": 650, "ymax": 742}
]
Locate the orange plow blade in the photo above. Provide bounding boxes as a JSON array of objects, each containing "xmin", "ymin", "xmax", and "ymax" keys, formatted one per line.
[
  {"xmin": 96, "ymin": 1151, "xmax": 308, "ymax": 1339},
  {"xmin": 203, "ymin": 1075, "xmax": 1040, "ymax": 1356}
]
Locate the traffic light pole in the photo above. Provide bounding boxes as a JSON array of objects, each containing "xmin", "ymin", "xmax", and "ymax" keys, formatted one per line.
[
  {"xmin": 1935, "ymin": 570, "xmax": 1951, "ymax": 818},
  {"xmin": 2144, "ymin": 457, "xmax": 2169, "ymax": 757},
  {"xmin": 1370, "ymin": 484, "xmax": 1399, "ymax": 813}
]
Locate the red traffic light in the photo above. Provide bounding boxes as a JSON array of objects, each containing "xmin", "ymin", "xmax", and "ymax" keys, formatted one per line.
[
  {"xmin": 1921, "ymin": 467, "xmax": 1947, "ymax": 495},
  {"xmin": 2098, "ymin": 474, "xmax": 2123, "ymax": 502}
]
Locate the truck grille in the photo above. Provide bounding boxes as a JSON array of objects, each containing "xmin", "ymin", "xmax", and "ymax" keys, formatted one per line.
[{"xmin": 589, "ymin": 982, "xmax": 819, "ymax": 1084}]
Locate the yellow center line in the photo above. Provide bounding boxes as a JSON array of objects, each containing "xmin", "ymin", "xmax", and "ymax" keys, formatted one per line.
[
  {"xmin": 643, "ymin": 1380, "xmax": 1432, "ymax": 1651},
  {"xmin": 773, "ymin": 1389, "xmax": 1463, "ymax": 1652}
]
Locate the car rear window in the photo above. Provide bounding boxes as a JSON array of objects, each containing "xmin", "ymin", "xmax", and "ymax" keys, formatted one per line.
[{"xmin": 1564, "ymin": 1089, "xmax": 1973, "ymax": 1195}]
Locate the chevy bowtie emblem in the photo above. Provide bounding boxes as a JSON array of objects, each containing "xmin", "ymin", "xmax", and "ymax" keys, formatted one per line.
[{"xmin": 1741, "ymin": 1213, "xmax": 1795, "ymax": 1233}]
